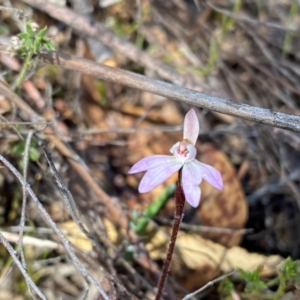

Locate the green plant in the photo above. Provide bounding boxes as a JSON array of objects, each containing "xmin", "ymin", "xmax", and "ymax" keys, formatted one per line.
[
  {"xmin": 218, "ymin": 258, "xmax": 300, "ymax": 300},
  {"xmin": 239, "ymin": 268, "xmax": 268, "ymax": 294},
  {"xmin": 129, "ymin": 184, "xmax": 176, "ymax": 235},
  {"xmin": 11, "ymin": 139, "xmax": 40, "ymax": 168},
  {"xmin": 14, "ymin": 22, "xmax": 55, "ymax": 90},
  {"xmin": 218, "ymin": 278, "xmax": 235, "ymax": 300}
]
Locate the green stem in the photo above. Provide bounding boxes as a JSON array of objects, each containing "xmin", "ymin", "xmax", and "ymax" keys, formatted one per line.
[
  {"xmin": 273, "ymin": 273, "xmax": 286, "ymax": 298},
  {"xmin": 15, "ymin": 50, "xmax": 33, "ymax": 91},
  {"xmin": 240, "ymin": 292, "xmax": 279, "ymax": 300},
  {"xmin": 266, "ymin": 276, "xmax": 279, "ymax": 288}
]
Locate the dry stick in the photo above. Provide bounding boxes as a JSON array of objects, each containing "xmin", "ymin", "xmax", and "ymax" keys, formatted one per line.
[
  {"xmin": 0, "ymin": 5, "xmax": 26, "ymax": 21},
  {"xmin": 19, "ymin": 130, "xmax": 33, "ymax": 269},
  {"xmin": 155, "ymin": 171, "xmax": 185, "ymax": 300},
  {"xmin": 34, "ymin": 134, "xmax": 91, "ymax": 238},
  {"xmin": 182, "ymin": 269, "xmax": 236, "ymax": 300},
  {"xmin": 33, "ymin": 133, "xmax": 114, "ymax": 276},
  {"xmin": 78, "ymin": 125, "xmax": 182, "ymax": 134},
  {"xmin": 18, "ymin": 130, "xmax": 37, "ymax": 300},
  {"xmin": 2, "ymin": 231, "xmax": 59, "ymax": 249},
  {"xmin": 22, "ymin": 0, "xmax": 205, "ymax": 92},
  {"xmin": 0, "ymin": 232, "xmax": 47, "ymax": 300},
  {"xmin": 13, "ymin": 0, "xmax": 300, "ymax": 135},
  {"xmin": 0, "ymin": 154, "xmax": 110, "ymax": 300},
  {"xmin": 79, "ymin": 289, "xmax": 89, "ymax": 300},
  {"xmin": 21, "ymin": 0, "xmax": 300, "ymax": 99},
  {"xmin": 38, "ymin": 51, "xmax": 300, "ymax": 133},
  {"xmin": 0, "ymin": 115, "xmax": 24, "ymax": 140},
  {"xmin": 155, "ymin": 218, "xmax": 253, "ymax": 234},
  {"xmin": 22, "ymin": 0, "xmax": 300, "ymax": 130}
]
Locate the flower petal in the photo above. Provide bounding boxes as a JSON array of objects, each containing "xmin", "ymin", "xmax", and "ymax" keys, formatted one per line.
[
  {"xmin": 183, "ymin": 108, "xmax": 199, "ymax": 145},
  {"xmin": 138, "ymin": 161, "xmax": 182, "ymax": 193},
  {"xmin": 194, "ymin": 160, "xmax": 224, "ymax": 190},
  {"xmin": 186, "ymin": 144, "xmax": 197, "ymax": 162},
  {"xmin": 170, "ymin": 142, "xmax": 180, "ymax": 154},
  {"xmin": 128, "ymin": 155, "xmax": 176, "ymax": 174},
  {"xmin": 182, "ymin": 164, "xmax": 202, "ymax": 207},
  {"xmin": 182, "ymin": 161, "xmax": 203, "ymax": 185}
]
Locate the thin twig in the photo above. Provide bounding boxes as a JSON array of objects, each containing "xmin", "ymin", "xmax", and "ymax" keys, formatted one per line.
[
  {"xmin": 0, "ymin": 5, "xmax": 26, "ymax": 21},
  {"xmin": 39, "ymin": 50, "xmax": 300, "ymax": 133},
  {"xmin": 0, "ymin": 115, "xmax": 24, "ymax": 140},
  {"xmin": 155, "ymin": 218, "xmax": 253, "ymax": 234},
  {"xmin": 182, "ymin": 269, "xmax": 236, "ymax": 300},
  {"xmin": 0, "ymin": 80, "xmax": 39, "ymax": 121},
  {"xmin": 0, "ymin": 121, "xmax": 36, "ymax": 125},
  {"xmin": 77, "ymin": 125, "xmax": 183, "ymax": 134},
  {"xmin": 0, "ymin": 154, "xmax": 110, "ymax": 300},
  {"xmin": 34, "ymin": 134, "xmax": 90, "ymax": 237},
  {"xmin": 18, "ymin": 130, "xmax": 37, "ymax": 299},
  {"xmin": 2, "ymin": 231, "xmax": 59, "ymax": 249},
  {"xmin": 79, "ymin": 289, "xmax": 89, "ymax": 300},
  {"xmin": 0, "ymin": 231, "xmax": 47, "ymax": 300},
  {"xmin": 206, "ymin": 1, "xmax": 300, "ymax": 33},
  {"xmin": 19, "ymin": 130, "xmax": 33, "ymax": 269},
  {"xmin": 33, "ymin": 133, "xmax": 112, "ymax": 265}
]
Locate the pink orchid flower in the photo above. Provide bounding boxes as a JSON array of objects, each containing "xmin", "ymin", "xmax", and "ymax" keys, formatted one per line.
[{"xmin": 128, "ymin": 108, "xmax": 223, "ymax": 207}]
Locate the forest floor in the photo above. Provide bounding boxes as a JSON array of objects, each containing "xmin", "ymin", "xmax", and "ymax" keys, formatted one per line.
[{"xmin": 0, "ymin": 0, "xmax": 300, "ymax": 299}]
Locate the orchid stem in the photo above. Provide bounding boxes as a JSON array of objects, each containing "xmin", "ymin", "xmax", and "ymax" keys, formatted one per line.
[{"xmin": 155, "ymin": 169, "xmax": 185, "ymax": 300}]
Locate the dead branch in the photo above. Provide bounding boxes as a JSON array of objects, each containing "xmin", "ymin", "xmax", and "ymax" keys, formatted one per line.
[{"xmin": 38, "ymin": 50, "xmax": 300, "ymax": 133}]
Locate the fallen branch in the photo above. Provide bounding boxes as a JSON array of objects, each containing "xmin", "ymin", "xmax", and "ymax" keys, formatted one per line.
[{"xmin": 39, "ymin": 50, "xmax": 300, "ymax": 133}]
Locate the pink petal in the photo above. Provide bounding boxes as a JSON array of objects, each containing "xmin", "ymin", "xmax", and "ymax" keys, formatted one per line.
[
  {"xmin": 182, "ymin": 161, "xmax": 202, "ymax": 185},
  {"xmin": 138, "ymin": 161, "xmax": 182, "ymax": 193},
  {"xmin": 182, "ymin": 164, "xmax": 201, "ymax": 207},
  {"xmin": 183, "ymin": 108, "xmax": 199, "ymax": 145},
  {"xmin": 170, "ymin": 142, "xmax": 180, "ymax": 154},
  {"xmin": 128, "ymin": 155, "xmax": 176, "ymax": 174},
  {"xmin": 194, "ymin": 160, "xmax": 224, "ymax": 190}
]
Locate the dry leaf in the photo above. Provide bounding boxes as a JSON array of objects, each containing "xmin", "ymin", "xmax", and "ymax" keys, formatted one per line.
[
  {"xmin": 194, "ymin": 141, "xmax": 248, "ymax": 246},
  {"xmin": 145, "ymin": 224, "xmax": 282, "ymax": 291},
  {"xmin": 59, "ymin": 221, "xmax": 92, "ymax": 251},
  {"xmin": 0, "ymin": 98, "xmax": 11, "ymax": 114},
  {"xmin": 103, "ymin": 218, "xmax": 119, "ymax": 244}
]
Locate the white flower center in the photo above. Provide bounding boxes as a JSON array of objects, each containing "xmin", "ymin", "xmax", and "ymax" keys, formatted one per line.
[{"xmin": 170, "ymin": 140, "xmax": 197, "ymax": 164}]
